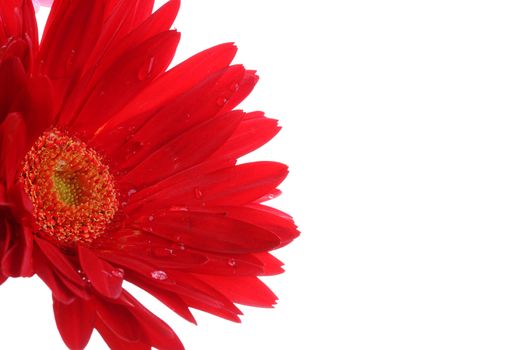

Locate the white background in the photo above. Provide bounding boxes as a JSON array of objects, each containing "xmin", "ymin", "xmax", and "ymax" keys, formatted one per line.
[{"xmin": 2, "ymin": 0, "xmax": 525, "ymax": 349}]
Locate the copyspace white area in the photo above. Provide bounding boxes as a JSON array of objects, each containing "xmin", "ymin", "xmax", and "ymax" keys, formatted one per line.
[{"xmin": 2, "ymin": 0, "xmax": 525, "ymax": 349}]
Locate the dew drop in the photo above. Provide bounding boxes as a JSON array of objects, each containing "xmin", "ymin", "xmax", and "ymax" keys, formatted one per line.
[
  {"xmin": 151, "ymin": 270, "xmax": 168, "ymax": 280},
  {"xmin": 127, "ymin": 189, "xmax": 137, "ymax": 197},
  {"xmin": 152, "ymin": 247, "xmax": 174, "ymax": 257},
  {"xmin": 193, "ymin": 187, "xmax": 203, "ymax": 199},
  {"xmin": 148, "ymin": 215, "xmax": 155, "ymax": 222},
  {"xmin": 66, "ymin": 49, "xmax": 77, "ymax": 73},
  {"xmin": 228, "ymin": 258, "xmax": 237, "ymax": 267},
  {"xmin": 170, "ymin": 206, "xmax": 189, "ymax": 212},
  {"xmin": 111, "ymin": 268, "xmax": 124, "ymax": 278},
  {"xmin": 230, "ymin": 82, "xmax": 240, "ymax": 92},
  {"xmin": 129, "ymin": 140, "xmax": 144, "ymax": 154},
  {"xmin": 138, "ymin": 56, "xmax": 156, "ymax": 81},
  {"xmin": 216, "ymin": 97, "xmax": 227, "ymax": 107}
]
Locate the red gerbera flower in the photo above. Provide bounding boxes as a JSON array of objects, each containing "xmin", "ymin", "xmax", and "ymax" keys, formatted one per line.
[{"xmin": 0, "ymin": 1, "xmax": 298, "ymax": 349}]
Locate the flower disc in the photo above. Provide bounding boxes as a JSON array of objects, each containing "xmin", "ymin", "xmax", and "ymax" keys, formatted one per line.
[{"xmin": 21, "ymin": 129, "xmax": 118, "ymax": 245}]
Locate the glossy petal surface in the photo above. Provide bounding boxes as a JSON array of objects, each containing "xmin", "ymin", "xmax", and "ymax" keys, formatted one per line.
[{"xmin": 0, "ymin": 1, "xmax": 298, "ymax": 349}]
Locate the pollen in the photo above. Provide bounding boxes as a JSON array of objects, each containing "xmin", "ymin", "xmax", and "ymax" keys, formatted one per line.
[{"xmin": 21, "ymin": 129, "xmax": 118, "ymax": 245}]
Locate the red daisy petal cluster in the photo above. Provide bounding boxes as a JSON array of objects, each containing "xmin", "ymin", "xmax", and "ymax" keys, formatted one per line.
[{"xmin": 0, "ymin": 1, "xmax": 298, "ymax": 349}]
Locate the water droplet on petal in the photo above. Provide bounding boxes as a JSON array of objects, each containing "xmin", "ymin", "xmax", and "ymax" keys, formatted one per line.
[
  {"xmin": 216, "ymin": 97, "xmax": 227, "ymax": 107},
  {"xmin": 66, "ymin": 49, "xmax": 77, "ymax": 73},
  {"xmin": 127, "ymin": 189, "xmax": 137, "ymax": 197},
  {"xmin": 138, "ymin": 56, "xmax": 156, "ymax": 81},
  {"xmin": 193, "ymin": 187, "xmax": 203, "ymax": 199},
  {"xmin": 228, "ymin": 258, "xmax": 237, "ymax": 267},
  {"xmin": 230, "ymin": 82, "xmax": 240, "ymax": 92},
  {"xmin": 151, "ymin": 270, "xmax": 168, "ymax": 280},
  {"xmin": 148, "ymin": 215, "xmax": 155, "ymax": 222},
  {"xmin": 112, "ymin": 268, "xmax": 124, "ymax": 278},
  {"xmin": 152, "ymin": 247, "xmax": 174, "ymax": 257},
  {"xmin": 128, "ymin": 140, "xmax": 144, "ymax": 154},
  {"xmin": 169, "ymin": 206, "xmax": 189, "ymax": 212}
]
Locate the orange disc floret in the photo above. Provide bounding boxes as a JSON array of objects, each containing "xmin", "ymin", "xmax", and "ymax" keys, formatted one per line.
[{"xmin": 21, "ymin": 129, "xmax": 118, "ymax": 245}]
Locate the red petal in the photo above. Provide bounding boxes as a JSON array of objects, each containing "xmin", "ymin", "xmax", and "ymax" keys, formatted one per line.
[
  {"xmin": 129, "ymin": 162, "xmax": 288, "ymax": 212},
  {"xmin": 99, "ymin": 229, "xmax": 208, "ymax": 269},
  {"xmin": 86, "ymin": 0, "xmax": 175, "ymax": 71},
  {"xmin": 131, "ymin": 272, "xmax": 242, "ymax": 323},
  {"xmin": 0, "ymin": 0, "xmax": 38, "ymax": 69},
  {"xmin": 39, "ymin": 0, "xmax": 105, "ymax": 79},
  {"xmin": 96, "ymin": 319, "xmax": 150, "ymax": 350},
  {"xmin": 100, "ymin": 252, "xmax": 230, "ymax": 314},
  {"xmin": 132, "ymin": 280, "xmax": 196, "ymax": 324},
  {"xmin": 98, "ymin": 251, "xmax": 158, "ymax": 278},
  {"xmin": 95, "ymin": 57, "xmax": 244, "ymax": 164},
  {"xmin": 0, "ymin": 1, "xmax": 22, "ymax": 44},
  {"xmin": 89, "ymin": 0, "xmax": 179, "ymax": 75},
  {"xmin": 120, "ymin": 110, "xmax": 244, "ymax": 187},
  {"xmin": 127, "ymin": 0, "xmax": 155, "ymax": 29},
  {"xmin": 253, "ymin": 252, "xmax": 285, "ymax": 275},
  {"xmin": 35, "ymin": 237, "xmax": 85, "ymax": 287},
  {"xmin": 18, "ymin": 0, "xmax": 38, "ymax": 70},
  {"xmin": 0, "ymin": 112, "xmax": 27, "ymax": 186},
  {"xmin": 141, "ymin": 211, "xmax": 281, "ymax": 254},
  {"xmin": 22, "ymin": 76, "xmax": 55, "ymax": 142},
  {"xmin": 163, "ymin": 272, "xmax": 242, "ymax": 322},
  {"xmin": 106, "ymin": 42, "xmax": 237, "ymax": 126},
  {"xmin": 184, "ymin": 252, "xmax": 269, "ymax": 276},
  {"xmin": 61, "ymin": 0, "xmax": 181, "ymax": 128},
  {"xmin": 96, "ymin": 300, "xmax": 142, "ymax": 342},
  {"xmin": 65, "ymin": 30, "xmax": 181, "ymax": 135},
  {"xmin": 57, "ymin": 269, "xmax": 92, "ymax": 301},
  {"xmin": 122, "ymin": 291, "xmax": 184, "ymax": 350},
  {"xmin": 33, "ymin": 247, "xmax": 76, "ymax": 304},
  {"xmin": 1, "ymin": 223, "xmax": 32, "ymax": 277},
  {"xmin": 217, "ymin": 205, "xmax": 300, "ymax": 248},
  {"xmin": 0, "ymin": 57, "xmax": 28, "ymax": 123},
  {"xmin": 0, "ymin": 219, "xmax": 13, "ymax": 261},
  {"xmin": 78, "ymin": 246, "xmax": 123, "ymax": 299},
  {"xmin": 99, "ymin": 252, "xmax": 240, "ymax": 323},
  {"xmin": 219, "ymin": 70, "xmax": 258, "ymax": 113},
  {"xmin": 209, "ymin": 112, "xmax": 281, "ymax": 163},
  {"xmin": 197, "ymin": 275, "xmax": 277, "ymax": 308},
  {"xmin": 100, "ymin": 252, "xmax": 222, "ymax": 308},
  {"xmin": 97, "ymin": 64, "xmax": 245, "ymax": 165},
  {"xmin": 53, "ymin": 297, "xmax": 96, "ymax": 350}
]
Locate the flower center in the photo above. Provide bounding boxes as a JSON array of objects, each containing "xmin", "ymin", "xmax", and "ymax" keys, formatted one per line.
[{"xmin": 21, "ymin": 129, "xmax": 118, "ymax": 244}]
